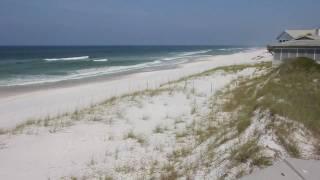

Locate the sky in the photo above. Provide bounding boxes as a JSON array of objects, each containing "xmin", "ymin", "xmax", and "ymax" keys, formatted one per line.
[{"xmin": 0, "ymin": 0, "xmax": 319, "ymax": 46}]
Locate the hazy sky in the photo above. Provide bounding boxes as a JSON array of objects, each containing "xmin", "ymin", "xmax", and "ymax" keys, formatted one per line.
[{"xmin": 1, "ymin": 0, "xmax": 319, "ymax": 46}]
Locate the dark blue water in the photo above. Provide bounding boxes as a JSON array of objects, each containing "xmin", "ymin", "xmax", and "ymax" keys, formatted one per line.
[{"xmin": 0, "ymin": 46, "xmax": 251, "ymax": 86}]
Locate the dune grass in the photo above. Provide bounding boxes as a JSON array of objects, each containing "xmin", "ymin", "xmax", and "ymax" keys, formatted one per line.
[
  {"xmin": 231, "ymin": 139, "xmax": 260, "ymax": 163},
  {"xmin": 124, "ymin": 130, "xmax": 146, "ymax": 145},
  {"xmin": 165, "ymin": 62, "xmax": 271, "ymax": 86},
  {"xmin": 230, "ymin": 139, "xmax": 272, "ymax": 167},
  {"xmin": 223, "ymin": 57, "xmax": 320, "ymax": 137},
  {"xmin": 272, "ymin": 122, "xmax": 300, "ymax": 157}
]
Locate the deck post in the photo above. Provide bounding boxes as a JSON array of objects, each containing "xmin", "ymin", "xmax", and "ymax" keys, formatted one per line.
[
  {"xmin": 314, "ymin": 49, "xmax": 316, "ymax": 60},
  {"xmin": 280, "ymin": 48, "xmax": 282, "ymax": 60},
  {"xmin": 296, "ymin": 48, "xmax": 299, "ymax": 57}
]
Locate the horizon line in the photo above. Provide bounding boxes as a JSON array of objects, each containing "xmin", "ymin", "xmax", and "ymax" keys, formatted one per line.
[{"xmin": 0, "ymin": 44, "xmax": 264, "ymax": 47}]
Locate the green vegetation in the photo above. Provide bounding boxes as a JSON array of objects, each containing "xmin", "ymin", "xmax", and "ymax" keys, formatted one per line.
[
  {"xmin": 114, "ymin": 164, "xmax": 135, "ymax": 174},
  {"xmin": 190, "ymin": 101, "xmax": 197, "ymax": 115},
  {"xmin": 12, "ymin": 118, "xmax": 41, "ymax": 134},
  {"xmin": 271, "ymin": 122, "xmax": 301, "ymax": 157},
  {"xmin": 193, "ymin": 125, "xmax": 218, "ymax": 144},
  {"xmin": 231, "ymin": 139, "xmax": 272, "ymax": 167},
  {"xmin": 124, "ymin": 130, "xmax": 146, "ymax": 145},
  {"xmin": 160, "ymin": 163, "xmax": 179, "ymax": 180},
  {"xmin": 165, "ymin": 62, "xmax": 271, "ymax": 85},
  {"xmin": 251, "ymin": 155, "xmax": 273, "ymax": 167},
  {"xmin": 223, "ymin": 58, "xmax": 320, "ymax": 136},
  {"xmin": 231, "ymin": 140, "xmax": 261, "ymax": 163},
  {"xmin": 171, "ymin": 146, "xmax": 193, "ymax": 159},
  {"xmin": 103, "ymin": 176, "xmax": 114, "ymax": 180},
  {"xmin": 153, "ymin": 125, "xmax": 165, "ymax": 134}
]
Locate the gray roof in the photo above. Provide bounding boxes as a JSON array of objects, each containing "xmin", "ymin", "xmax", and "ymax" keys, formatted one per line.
[
  {"xmin": 294, "ymin": 34, "xmax": 320, "ymax": 40},
  {"xmin": 268, "ymin": 40, "xmax": 320, "ymax": 49},
  {"xmin": 283, "ymin": 29, "xmax": 317, "ymax": 39}
]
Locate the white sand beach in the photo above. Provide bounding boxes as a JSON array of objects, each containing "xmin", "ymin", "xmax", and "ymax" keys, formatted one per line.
[{"xmin": 0, "ymin": 49, "xmax": 269, "ymax": 129}]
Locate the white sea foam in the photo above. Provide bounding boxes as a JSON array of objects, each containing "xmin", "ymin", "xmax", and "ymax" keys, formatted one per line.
[
  {"xmin": 179, "ymin": 50, "xmax": 211, "ymax": 56},
  {"xmin": 162, "ymin": 57, "xmax": 181, "ymax": 61},
  {"xmin": 93, "ymin": 58, "xmax": 108, "ymax": 62},
  {"xmin": 44, "ymin": 56, "xmax": 90, "ymax": 61},
  {"xmin": 218, "ymin": 48, "xmax": 245, "ymax": 51},
  {"xmin": 0, "ymin": 60, "xmax": 165, "ymax": 86},
  {"xmin": 162, "ymin": 50, "xmax": 211, "ymax": 61}
]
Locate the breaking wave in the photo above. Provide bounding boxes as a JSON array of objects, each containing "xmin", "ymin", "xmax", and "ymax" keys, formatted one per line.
[
  {"xmin": 93, "ymin": 58, "xmax": 108, "ymax": 62},
  {"xmin": 178, "ymin": 50, "xmax": 212, "ymax": 56},
  {"xmin": 44, "ymin": 56, "xmax": 90, "ymax": 61},
  {"xmin": 218, "ymin": 48, "xmax": 246, "ymax": 51},
  {"xmin": 162, "ymin": 50, "xmax": 211, "ymax": 61}
]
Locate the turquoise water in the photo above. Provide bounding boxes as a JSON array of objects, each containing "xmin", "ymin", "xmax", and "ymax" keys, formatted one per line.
[{"xmin": 0, "ymin": 46, "xmax": 252, "ymax": 86}]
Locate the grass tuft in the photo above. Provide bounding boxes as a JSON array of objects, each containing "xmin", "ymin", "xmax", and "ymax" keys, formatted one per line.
[
  {"xmin": 274, "ymin": 125, "xmax": 300, "ymax": 158},
  {"xmin": 231, "ymin": 139, "xmax": 261, "ymax": 164},
  {"xmin": 160, "ymin": 163, "xmax": 179, "ymax": 180},
  {"xmin": 153, "ymin": 125, "xmax": 165, "ymax": 134},
  {"xmin": 124, "ymin": 130, "xmax": 146, "ymax": 145},
  {"xmin": 252, "ymin": 155, "xmax": 272, "ymax": 167}
]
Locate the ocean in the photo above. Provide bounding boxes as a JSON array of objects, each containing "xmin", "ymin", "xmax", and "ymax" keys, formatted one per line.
[{"xmin": 0, "ymin": 46, "xmax": 252, "ymax": 86}]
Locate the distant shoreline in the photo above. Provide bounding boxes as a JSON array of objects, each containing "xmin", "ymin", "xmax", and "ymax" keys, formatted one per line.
[
  {"xmin": 0, "ymin": 63, "xmax": 178, "ymax": 99},
  {"xmin": 0, "ymin": 55, "xmax": 209, "ymax": 99},
  {"xmin": 0, "ymin": 46, "xmax": 254, "ymax": 87},
  {"xmin": 0, "ymin": 48, "xmax": 251, "ymax": 98}
]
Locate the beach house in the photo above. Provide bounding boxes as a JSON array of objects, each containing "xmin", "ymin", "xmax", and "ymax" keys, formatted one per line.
[{"xmin": 267, "ymin": 28, "xmax": 320, "ymax": 64}]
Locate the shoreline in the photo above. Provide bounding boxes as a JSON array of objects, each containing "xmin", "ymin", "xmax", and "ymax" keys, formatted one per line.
[
  {"xmin": 0, "ymin": 50, "xmax": 247, "ymax": 98},
  {"xmin": 0, "ymin": 64, "xmax": 179, "ymax": 99},
  {"xmin": 0, "ymin": 49, "xmax": 270, "ymax": 129},
  {"xmin": 0, "ymin": 49, "xmax": 259, "ymax": 99}
]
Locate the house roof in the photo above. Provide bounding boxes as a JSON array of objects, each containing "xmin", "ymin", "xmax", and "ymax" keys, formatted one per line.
[
  {"xmin": 295, "ymin": 34, "xmax": 320, "ymax": 40},
  {"xmin": 276, "ymin": 29, "xmax": 319, "ymax": 40},
  {"xmin": 283, "ymin": 29, "xmax": 317, "ymax": 39},
  {"xmin": 268, "ymin": 40, "xmax": 320, "ymax": 49}
]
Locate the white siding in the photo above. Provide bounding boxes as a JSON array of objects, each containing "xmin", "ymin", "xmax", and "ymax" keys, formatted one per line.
[
  {"xmin": 272, "ymin": 48, "xmax": 320, "ymax": 62},
  {"xmin": 282, "ymin": 49, "xmax": 289, "ymax": 60},
  {"xmin": 274, "ymin": 49, "xmax": 281, "ymax": 60},
  {"xmin": 288, "ymin": 49, "xmax": 296, "ymax": 59},
  {"xmin": 316, "ymin": 49, "xmax": 320, "ymax": 61}
]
